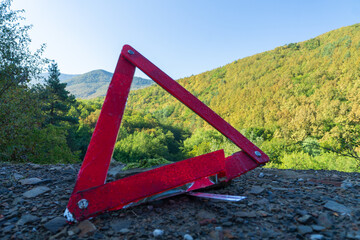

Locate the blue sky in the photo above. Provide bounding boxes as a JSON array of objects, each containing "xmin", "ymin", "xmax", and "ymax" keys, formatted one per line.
[{"xmin": 12, "ymin": 0, "xmax": 360, "ymax": 79}]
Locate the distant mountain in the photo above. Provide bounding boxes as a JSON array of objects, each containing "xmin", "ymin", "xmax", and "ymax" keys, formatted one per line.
[
  {"xmin": 60, "ymin": 70, "xmax": 152, "ymax": 99},
  {"xmin": 63, "ymin": 69, "xmax": 153, "ymax": 99}
]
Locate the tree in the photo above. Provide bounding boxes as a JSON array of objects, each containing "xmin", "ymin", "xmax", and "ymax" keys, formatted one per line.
[
  {"xmin": 0, "ymin": 0, "xmax": 46, "ymax": 98},
  {"xmin": 41, "ymin": 63, "xmax": 78, "ymax": 126},
  {"xmin": 0, "ymin": 0, "xmax": 46, "ymax": 162}
]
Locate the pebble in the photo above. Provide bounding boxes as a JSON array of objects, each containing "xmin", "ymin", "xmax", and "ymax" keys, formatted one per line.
[
  {"xmin": 23, "ymin": 186, "xmax": 51, "ymax": 198},
  {"xmin": 78, "ymin": 220, "xmax": 97, "ymax": 237},
  {"xmin": 249, "ymin": 185, "xmax": 265, "ymax": 195},
  {"xmin": 310, "ymin": 234, "xmax": 324, "ymax": 240},
  {"xmin": 311, "ymin": 225, "xmax": 326, "ymax": 231},
  {"xmin": 324, "ymin": 200, "xmax": 351, "ymax": 214},
  {"xmin": 297, "ymin": 225, "xmax": 313, "ymax": 235},
  {"xmin": 317, "ymin": 213, "xmax": 333, "ymax": 228},
  {"xmin": 119, "ymin": 228, "xmax": 130, "ymax": 234},
  {"xmin": 20, "ymin": 177, "xmax": 42, "ymax": 185},
  {"xmin": 183, "ymin": 234, "xmax": 193, "ymax": 240},
  {"xmin": 17, "ymin": 214, "xmax": 39, "ymax": 225},
  {"xmin": 13, "ymin": 173, "xmax": 24, "ymax": 180},
  {"xmin": 297, "ymin": 214, "xmax": 312, "ymax": 224},
  {"xmin": 44, "ymin": 216, "xmax": 68, "ymax": 233},
  {"xmin": 153, "ymin": 229, "xmax": 164, "ymax": 238}
]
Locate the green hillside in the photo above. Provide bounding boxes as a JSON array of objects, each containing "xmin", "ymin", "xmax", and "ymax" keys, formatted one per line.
[
  {"xmin": 124, "ymin": 23, "xmax": 360, "ymax": 170},
  {"xmin": 64, "ymin": 69, "xmax": 153, "ymax": 99}
]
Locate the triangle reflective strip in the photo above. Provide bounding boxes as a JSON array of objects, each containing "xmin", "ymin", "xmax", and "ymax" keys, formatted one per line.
[{"xmin": 65, "ymin": 45, "xmax": 269, "ymax": 222}]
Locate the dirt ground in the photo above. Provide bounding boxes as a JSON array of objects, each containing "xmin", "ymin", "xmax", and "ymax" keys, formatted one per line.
[{"xmin": 0, "ymin": 162, "xmax": 359, "ymax": 239}]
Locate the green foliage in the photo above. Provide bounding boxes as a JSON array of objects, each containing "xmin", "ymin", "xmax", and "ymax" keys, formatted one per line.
[
  {"xmin": 122, "ymin": 158, "xmax": 172, "ymax": 170},
  {"xmin": 304, "ymin": 38, "xmax": 320, "ymax": 50},
  {"xmin": 26, "ymin": 125, "xmax": 79, "ymax": 164},
  {"xmin": 0, "ymin": 0, "xmax": 46, "ymax": 98},
  {"xmin": 38, "ymin": 63, "xmax": 78, "ymax": 126},
  {"xmin": 125, "ymin": 23, "xmax": 360, "ymax": 171}
]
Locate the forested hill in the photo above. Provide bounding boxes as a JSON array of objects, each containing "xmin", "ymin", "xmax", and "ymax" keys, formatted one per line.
[
  {"xmin": 127, "ymin": 23, "xmax": 360, "ymax": 143},
  {"xmin": 63, "ymin": 70, "xmax": 153, "ymax": 99}
]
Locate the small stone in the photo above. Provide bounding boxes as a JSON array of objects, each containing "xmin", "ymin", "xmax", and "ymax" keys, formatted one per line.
[
  {"xmin": 255, "ymin": 198, "xmax": 269, "ymax": 205},
  {"xmin": 23, "ymin": 186, "xmax": 51, "ymax": 198},
  {"xmin": 110, "ymin": 219, "xmax": 132, "ymax": 232},
  {"xmin": 234, "ymin": 211, "xmax": 257, "ymax": 218},
  {"xmin": 196, "ymin": 210, "xmax": 216, "ymax": 221},
  {"xmin": 317, "ymin": 213, "xmax": 333, "ymax": 228},
  {"xmin": 12, "ymin": 197, "xmax": 24, "ymax": 205},
  {"xmin": 222, "ymin": 221, "xmax": 233, "ymax": 227},
  {"xmin": 297, "ymin": 225, "xmax": 313, "ymax": 235},
  {"xmin": 153, "ymin": 229, "xmax": 164, "ymax": 238},
  {"xmin": 346, "ymin": 231, "xmax": 360, "ymax": 239},
  {"xmin": 249, "ymin": 185, "xmax": 265, "ymax": 195},
  {"xmin": 78, "ymin": 220, "xmax": 97, "ymax": 237},
  {"xmin": 183, "ymin": 234, "xmax": 193, "ymax": 240},
  {"xmin": 310, "ymin": 234, "xmax": 324, "ymax": 240},
  {"xmin": 44, "ymin": 217, "xmax": 68, "ymax": 233},
  {"xmin": 3, "ymin": 225, "xmax": 14, "ymax": 233},
  {"xmin": 311, "ymin": 225, "xmax": 326, "ymax": 231},
  {"xmin": 258, "ymin": 172, "xmax": 265, "ymax": 178},
  {"xmin": 297, "ymin": 214, "xmax": 312, "ymax": 224},
  {"xmin": 296, "ymin": 209, "xmax": 308, "ymax": 216},
  {"xmin": 119, "ymin": 228, "xmax": 130, "ymax": 234},
  {"xmin": 13, "ymin": 173, "xmax": 24, "ymax": 180},
  {"xmin": 324, "ymin": 200, "xmax": 351, "ymax": 214},
  {"xmin": 20, "ymin": 177, "xmax": 42, "ymax": 185},
  {"xmin": 17, "ymin": 214, "xmax": 39, "ymax": 225}
]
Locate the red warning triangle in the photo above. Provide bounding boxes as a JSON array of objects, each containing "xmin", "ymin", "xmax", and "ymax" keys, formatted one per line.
[{"xmin": 65, "ymin": 45, "xmax": 269, "ymax": 222}]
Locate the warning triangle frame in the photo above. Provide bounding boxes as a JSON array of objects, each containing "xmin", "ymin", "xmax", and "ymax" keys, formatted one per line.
[{"xmin": 65, "ymin": 45, "xmax": 269, "ymax": 222}]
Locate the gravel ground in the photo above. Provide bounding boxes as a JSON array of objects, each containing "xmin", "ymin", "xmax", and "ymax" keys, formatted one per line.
[{"xmin": 0, "ymin": 162, "xmax": 360, "ymax": 239}]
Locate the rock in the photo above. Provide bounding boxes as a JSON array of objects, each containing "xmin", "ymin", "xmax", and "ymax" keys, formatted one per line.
[
  {"xmin": 222, "ymin": 221, "xmax": 233, "ymax": 227},
  {"xmin": 153, "ymin": 229, "xmax": 164, "ymax": 238},
  {"xmin": 346, "ymin": 231, "xmax": 360, "ymax": 239},
  {"xmin": 13, "ymin": 173, "xmax": 24, "ymax": 180},
  {"xmin": 310, "ymin": 234, "xmax": 324, "ymax": 240},
  {"xmin": 23, "ymin": 186, "xmax": 51, "ymax": 198},
  {"xmin": 44, "ymin": 216, "xmax": 68, "ymax": 233},
  {"xmin": 20, "ymin": 177, "xmax": 43, "ymax": 185},
  {"xmin": 78, "ymin": 220, "xmax": 97, "ymax": 237},
  {"xmin": 249, "ymin": 185, "xmax": 265, "ymax": 195},
  {"xmin": 255, "ymin": 198, "xmax": 269, "ymax": 205},
  {"xmin": 311, "ymin": 225, "xmax": 326, "ymax": 231},
  {"xmin": 297, "ymin": 214, "xmax": 312, "ymax": 224},
  {"xmin": 107, "ymin": 165, "xmax": 125, "ymax": 178},
  {"xmin": 196, "ymin": 210, "xmax": 216, "ymax": 221},
  {"xmin": 12, "ymin": 197, "xmax": 24, "ymax": 205},
  {"xmin": 258, "ymin": 172, "xmax": 265, "ymax": 178},
  {"xmin": 3, "ymin": 225, "xmax": 14, "ymax": 233},
  {"xmin": 110, "ymin": 219, "xmax": 132, "ymax": 232},
  {"xmin": 297, "ymin": 225, "xmax": 313, "ymax": 235},
  {"xmin": 324, "ymin": 200, "xmax": 351, "ymax": 214},
  {"xmin": 119, "ymin": 228, "xmax": 130, "ymax": 234},
  {"xmin": 183, "ymin": 234, "xmax": 193, "ymax": 240},
  {"xmin": 317, "ymin": 213, "xmax": 333, "ymax": 228},
  {"xmin": 234, "ymin": 211, "xmax": 257, "ymax": 218},
  {"xmin": 296, "ymin": 209, "xmax": 308, "ymax": 216},
  {"xmin": 17, "ymin": 214, "xmax": 39, "ymax": 225}
]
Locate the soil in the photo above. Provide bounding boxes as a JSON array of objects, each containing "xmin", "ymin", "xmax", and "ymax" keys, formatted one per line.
[{"xmin": 1, "ymin": 162, "xmax": 359, "ymax": 239}]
